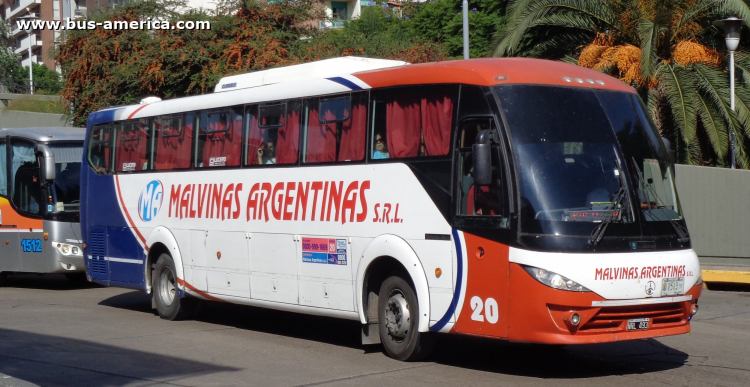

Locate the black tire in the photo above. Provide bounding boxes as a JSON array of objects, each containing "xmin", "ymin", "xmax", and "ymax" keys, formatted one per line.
[
  {"xmin": 152, "ymin": 253, "xmax": 197, "ymax": 321},
  {"xmin": 378, "ymin": 274, "xmax": 434, "ymax": 361},
  {"xmin": 0, "ymin": 272, "xmax": 7, "ymax": 287}
]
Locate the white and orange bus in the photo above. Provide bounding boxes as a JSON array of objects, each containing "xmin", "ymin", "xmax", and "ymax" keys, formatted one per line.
[{"xmin": 81, "ymin": 57, "xmax": 701, "ymax": 360}]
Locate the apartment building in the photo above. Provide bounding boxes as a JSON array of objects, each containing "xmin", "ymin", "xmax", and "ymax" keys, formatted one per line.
[{"xmin": 0, "ymin": 0, "xmax": 97, "ymax": 70}]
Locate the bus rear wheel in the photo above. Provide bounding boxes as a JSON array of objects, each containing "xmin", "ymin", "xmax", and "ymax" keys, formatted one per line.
[
  {"xmin": 378, "ymin": 274, "xmax": 434, "ymax": 361},
  {"xmin": 0, "ymin": 272, "xmax": 7, "ymax": 286},
  {"xmin": 153, "ymin": 253, "xmax": 197, "ymax": 321}
]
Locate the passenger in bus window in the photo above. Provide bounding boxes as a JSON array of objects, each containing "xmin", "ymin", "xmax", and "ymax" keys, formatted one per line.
[
  {"xmin": 372, "ymin": 133, "xmax": 389, "ymax": 159},
  {"xmin": 258, "ymin": 141, "xmax": 276, "ymax": 164}
]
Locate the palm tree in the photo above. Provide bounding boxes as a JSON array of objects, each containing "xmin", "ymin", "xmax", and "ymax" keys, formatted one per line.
[{"xmin": 493, "ymin": 0, "xmax": 750, "ymax": 167}]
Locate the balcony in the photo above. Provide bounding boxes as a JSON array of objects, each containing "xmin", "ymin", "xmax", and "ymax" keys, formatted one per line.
[
  {"xmin": 14, "ymin": 34, "xmax": 40, "ymax": 55},
  {"xmin": 319, "ymin": 20, "xmax": 346, "ymax": 29},
  {"xmin": 5, "ymin": 0, "xmax": 41, "ymax": 20}
]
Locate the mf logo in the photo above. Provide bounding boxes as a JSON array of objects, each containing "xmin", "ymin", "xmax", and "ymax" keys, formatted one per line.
[
  {"xmin": 138, "ymin": 180, "xmax": 163, "ymax": 222},
  {"xmin": 645, "ymin": 281, "xmax": 656, "ymax": 296}
]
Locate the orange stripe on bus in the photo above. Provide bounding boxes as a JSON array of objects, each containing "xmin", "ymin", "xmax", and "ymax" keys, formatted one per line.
[
  {"xmin": 354, "ymin": 58, "xmax": 635, "ymax": 93},
  {"xmin": 127, "ymin": 104, "xmax": 149, "ymax": 119},
  {"xmin": 0, "ymin": 197, "xmax": 43, "ymax": 230},
  {"xmin": 114, "ymin": 175, "xmax": 149, "ymax": 251},
  {"xmin": 177, "ymin": 278, "xmax": 224, "ymax": 302}
]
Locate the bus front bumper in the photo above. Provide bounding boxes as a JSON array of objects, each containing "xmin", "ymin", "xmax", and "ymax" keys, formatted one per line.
[{"xmin": 507, "ymin": 263, "xmax": 701, "ymax": 344}]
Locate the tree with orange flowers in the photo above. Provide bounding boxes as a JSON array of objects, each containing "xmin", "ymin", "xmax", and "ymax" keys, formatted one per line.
[{"xmin": 493, "ymin": 0, "xmax": 750, "ymax": 167}]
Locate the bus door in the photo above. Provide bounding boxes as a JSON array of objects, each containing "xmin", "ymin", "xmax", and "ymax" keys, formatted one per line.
[
  {"xmin": 452, "ymin": 114, "xmax": 512, "ymax": 338},
  {"xmin": 11, "ymin": 140, "xmax": 47, "ymax": 273}
]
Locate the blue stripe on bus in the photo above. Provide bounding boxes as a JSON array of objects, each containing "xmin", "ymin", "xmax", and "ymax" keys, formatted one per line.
[
  {"xmin": 430, "ymin": 228, "xmax": 463, "ymax": 332},
  {"xmin": 326, "ymin": 77, "xmax": 363, "ymax": 90},
  {"xmin": 87, "ymin": 109, "xmax": 118, "ymax": 127}
]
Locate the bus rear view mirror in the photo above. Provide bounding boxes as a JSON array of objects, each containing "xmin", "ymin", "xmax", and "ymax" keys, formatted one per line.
[
  {"xmin": 473, "ymin": 129, "xmax": 493, "ymax": 186},
  {"xmin": 35, "ymin": 143, "xmax": 56, "ymax": 183}
]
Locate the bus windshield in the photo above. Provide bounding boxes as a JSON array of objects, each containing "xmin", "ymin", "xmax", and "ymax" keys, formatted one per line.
[
  {"xmin": 495, "ymin": 85, "xmax": 682, "ymax": 237},
  {"xmin": 49, "ymin": 144, "xmax": 83, "ymax": 213}
]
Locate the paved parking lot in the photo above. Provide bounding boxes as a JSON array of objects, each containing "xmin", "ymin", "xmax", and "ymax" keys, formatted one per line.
[{"xmin": 0, "ymin": 274, "xmax": 748, "ymax": 387}]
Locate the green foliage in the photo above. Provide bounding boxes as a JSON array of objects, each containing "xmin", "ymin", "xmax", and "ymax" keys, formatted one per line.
[
  {"xmin": 57, "ymin": 0, "xmax": 319, "ymax": 126},
  {"xmin": 292, "ymin": 6, "xmax": 446, "ymax": 63},
  {"xmin": 0, "ymin": 19, "xmax": 28, "ymax": 93},
  {"xmin": 30, "ymin": 63, "xmax": 63, "ymax": 94},
  {"xmin": 3, "ymin": 96, "xmax": 68, "ymax": 114},
  {"xmin": 494, "ymin": 0, "xmax": 750, "ymax": 168},
  {"xmin": 410, "ymin": 0, "xmax": 507, "ymax": 59}
]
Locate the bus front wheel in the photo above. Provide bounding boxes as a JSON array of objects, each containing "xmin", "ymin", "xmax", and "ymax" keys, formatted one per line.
[
  {"xmin": 378, "ymin": 274, "xmax": 434, "ymax": 361},
  {"xmin": 152, "ymin": 253, "xmax": 196, "ymax": 321}
]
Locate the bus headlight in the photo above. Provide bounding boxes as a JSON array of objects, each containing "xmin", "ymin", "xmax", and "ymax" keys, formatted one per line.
[
  {"xmin": 54, "ymin": 242, "xmax": 83, "ymax": 256},
  {"xmin": 522, "ymin": 265, "xmax": 591, "ymax": 292}
]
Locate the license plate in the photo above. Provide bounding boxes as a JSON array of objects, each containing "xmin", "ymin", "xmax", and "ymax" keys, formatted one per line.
[
  {"xmin": 661, "ymin": 277, "xmax": 685, "ymax": 296},
  {"xmin": 627, "ymin": 318, "xmax": 650, "ymax": 331}
]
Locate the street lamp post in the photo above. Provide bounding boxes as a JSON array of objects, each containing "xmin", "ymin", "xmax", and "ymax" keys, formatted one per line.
[
  {"xmin": 16, "ymin": 13, "xmax": 38, "ymax": 95},
  {"xmin": 713, "ymin": 16, "xmax": 746, "ymax": 169},
  {"xmin": 462, "ymin": 0, "xmax": 469, "ymax": 59}
]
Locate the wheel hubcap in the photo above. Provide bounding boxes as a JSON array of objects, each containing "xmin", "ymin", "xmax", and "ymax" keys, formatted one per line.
[
  {"xmin": 384, "ymin": 291, "xmax": 410, "ymax": 339},
  {"xmin": 158, "ymin": 267, "xmax": 176, "ymax": 307}
]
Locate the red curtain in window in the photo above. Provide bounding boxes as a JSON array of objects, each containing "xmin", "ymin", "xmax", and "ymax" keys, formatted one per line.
[
  {"xmin": 202, "ymin": 118, "xmax": 241, "ymax": 167},
  {"xmin": 338, "ymin": 102, "xmax": 366, "ymax": 162},
  {"xmin": 421, "ymin": 94, "xmax": 453, "ymax": 156},
  {"xmin": 386, "ymin": 95, "xmax": 421, "ymax": 158},
  {"xmin": 306, "ymin": 109, "xmax": 337, "ymax": 163},
  {"xmin": 155, "ymin": 121, "xmax": 192, "ymax": 170},
  {"xmin": 277, "ymin": 110, "xmax": 299, "ymax": 164},
  {"xmin": 115, "ymin": 125, "xmax": 147, "ymax": 172}
]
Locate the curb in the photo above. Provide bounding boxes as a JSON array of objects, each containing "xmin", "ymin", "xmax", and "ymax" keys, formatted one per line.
[{"xmin": 702, "ymin": 269, "xmax": 750, "ymax": 284}]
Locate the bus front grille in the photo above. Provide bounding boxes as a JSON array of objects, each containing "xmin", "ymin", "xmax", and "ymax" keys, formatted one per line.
[
  {"xmin": 88, "ymin": 229, "xmax": 107, "ymax": 275},
  {"xmin": 580, "ymin": 302, "xmax": 687, "ymax": 332}
]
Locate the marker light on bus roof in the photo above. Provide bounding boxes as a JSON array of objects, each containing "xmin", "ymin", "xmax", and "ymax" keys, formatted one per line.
[{"xmin": 522, "ymin": 265, "xmax": 591, "ymax": 292}]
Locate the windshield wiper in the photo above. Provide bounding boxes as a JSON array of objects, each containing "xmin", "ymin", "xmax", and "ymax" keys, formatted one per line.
[
  {"xmin": 589, "ymin": 186, "xmax": 627, "ymax": 246},
  {"xmin": 589, "ymin": 151, "xmax": 631, "ymax": 246},
  {"xmin": 631, "ymin": 158, "xmax": 690, "ymax": 243}
]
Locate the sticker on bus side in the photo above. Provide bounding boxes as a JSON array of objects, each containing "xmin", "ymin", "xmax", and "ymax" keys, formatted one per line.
[
  {"xmin": 302, "ymin": 237, "xmax": 347, "ymax": 265},
  {"xmin": 21, "ymin": 239, "xmax": 42, "ymax": 252}
]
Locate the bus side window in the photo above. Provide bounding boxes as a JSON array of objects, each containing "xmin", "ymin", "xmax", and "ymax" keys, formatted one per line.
[
  {"xmin": 115, "ymin": 119, "xmax": 150, "ymax": 172},
  {"xmin": 0, "ymin": 141, "xmax": 6, "ymax": 196},
  {"xmin": 370, "ymin": 85, "xmax": 455, "ymax": 160},
  {"xmin": 303, "ymin": 92, "xmax": 366, "ymax": 163},
  {"xmin": 11, "ymin": 140, "xmax": 43, "ymax": 215},
  {"xmin": 456, "ymin": 118, "xmax": 509, "ymax": 225},
  {"xmin": 154, "ymin": 113, "xmax": 193, "ymax": 171},
  {"xmin": 198, "ymin": 108, "xmax": 243, "ymax": 168},
  {"xmin": 87, "ymin": 125, "xmax": 112, "ymax": 174},
  {"xmin": 251, "ymin": 100, "xmax": 301, "ymax": 166}
]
